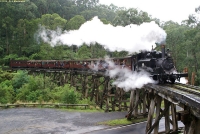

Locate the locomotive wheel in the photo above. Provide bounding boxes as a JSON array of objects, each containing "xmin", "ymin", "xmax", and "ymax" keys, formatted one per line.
[
  {"xmin": 158, "ymin": 77, "xmax": 166, "ymax": 84},
  {"xmin": 170, "ymin": 78, "xmax": 175, "ymax": 84},
  {"xmin": 159, "ymin": 79, "xmax": 165, "ymax": 84},
  {"xmin": 153, "ymin": 75, "xmax": 158, "ymax": 81}
]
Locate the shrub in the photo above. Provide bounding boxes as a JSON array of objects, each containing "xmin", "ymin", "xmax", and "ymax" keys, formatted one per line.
[
  {"xmin": 61, "ymin": 85, "xmax": 80, "ymax": 104},
  {"xmin": 16, "ymin": 84, "xmax": 30, "ymax": 102},
  {"xmin": 78, "ymin": 98, "xmax": 95, "ymax": 105},
  {"xmin": 0, "ymin": 84, "xmax": 15, "ymax": 104},
  {"xmin": 12, "ymin": 70, "xmax": 29, "ymax": 90},
  {"xmin": 0, "ymin": 70, "xmax": 14, "ymax": 83},
  {"xmin": 3, "ymin": 54, "xmax": 18, "ymax": 66}
]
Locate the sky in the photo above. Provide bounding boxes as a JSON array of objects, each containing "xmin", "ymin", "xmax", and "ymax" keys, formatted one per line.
[{"xmin": 99, "ymin": 0, "xmax": 200, "ymax": 23}]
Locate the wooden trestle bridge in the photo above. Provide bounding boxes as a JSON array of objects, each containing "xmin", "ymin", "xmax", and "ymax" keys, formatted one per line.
[{"xmin": 9, "ymin": 68, "xmax": 200, "ymax": 134}]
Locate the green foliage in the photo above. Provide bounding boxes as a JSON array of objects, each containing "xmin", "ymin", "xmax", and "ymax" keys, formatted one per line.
[
  {"xmin": 66, "ymin": 15, "xmax": 86, "ymax": 30},
  {"xmin": 29, "ymin": 53, "xmax": 41, "ymax": 60},
  {"xmin": 16, "ymin": 84, "xmax": 46, "ymax": 102},
  {"xmin": 78, "ymin": 98, "xmax": 96, "ymax": 105},
  {"xmin": 77, "ymin": 44, "xmax": 91, "ymax": 59},
  {"xmin": 15, "ymin": 75, "xmax": 80, "ymax": 103},
  {"xmin": 52, "ymin": 45, "xmax": 66, "ymax": 60},
  {"xmin": 61, "ymin": 85, "xmax": 80, "ymax": 104},
  {"xmin": 12, "ymin": 70, "xmax": 29, "ymax": 90},
  {"xmin": 16, "ymin": 76, "xmax": 54, "ymax": 102},
  {"xmin": 3, "ymin": 54, "xmax": 18, "ymax": 65},
  {"xmin": 98, "ymin": 118, "xmax": 147, "ymax": 126},
  {"xmin": 0, "ymin": 70, "xmax": 14, "ymax": 83},
  {"xmin": 0, "ymin": 81, "xmax": 15, "ymax": 104},
  {"xmin": 163, "ymin": 21, "xmax": 190, "ymax": 71},
  {"xmin": 100, "ymin": 18, "xmax": 110, "ymax": 24},
  {"xmin": 39, "ymin": 13, "xmax": 67, "ymax": 30},
  {"xmin": 195, "ymin": 71, "xmax": 200, "ymax": 86},
  {"xmin": 38, "ymin": 43, "xmax": 54, "ymax": 59},
  {"xmin": 111, "ymin": 50, "xmax": 128, "ymax": 57},
  {"xmin": 16, "ymin": 85, "xmax": 30, "ymax": 102},
  {"xmin": 113, "ymin": 8, "xmax": 151, "ymax": 26},
  {"xmin": 90, "ymin": 43, "xmax": 107, "ymax": 58}
]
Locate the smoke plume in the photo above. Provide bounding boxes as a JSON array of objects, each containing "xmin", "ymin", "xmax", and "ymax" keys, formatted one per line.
[{"xmin": 38, "ymin": 16, "xmax": 166, "ymax": 53}]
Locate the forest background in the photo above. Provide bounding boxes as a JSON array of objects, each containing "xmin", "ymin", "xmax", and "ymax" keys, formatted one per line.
[{"xmin": 0, "ymin": 0, "xmax": 200, "ymax": 104}]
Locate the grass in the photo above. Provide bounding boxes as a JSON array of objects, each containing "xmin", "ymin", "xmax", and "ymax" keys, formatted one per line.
[
  {"xmin": 98, "ymin": 117, "xmax": 147, "ymax": 126},
  {"xmin": 58, "ymin": 107, "xmax": 104, "ymax": 112}
]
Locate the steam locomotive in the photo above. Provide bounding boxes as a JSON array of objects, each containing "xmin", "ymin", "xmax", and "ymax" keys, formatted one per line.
[
  {"xmin": 132, "ymin": 45, "xmax": 188, "ymax": 83},
  {"xmin": 9, "ymin": 45, "xmax": 187, "ymax": 84}
]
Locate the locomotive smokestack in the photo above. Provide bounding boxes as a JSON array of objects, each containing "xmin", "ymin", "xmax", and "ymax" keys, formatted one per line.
[{"xmin": 161, "ymin": 45, "xmax": 165, "ymax": 58}]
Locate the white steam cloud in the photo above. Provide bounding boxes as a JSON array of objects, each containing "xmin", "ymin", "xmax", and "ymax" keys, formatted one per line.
[
  {"xmin": 105, "ymin": 58, "xmax": 155, "ymax": 91},
  {"xmin": 38, "ymin": 16, "xmax": 166, "ymax": 53},
  {"xmin": 178, "ymin": 77, "xmax": 188, "ymax": 84}
]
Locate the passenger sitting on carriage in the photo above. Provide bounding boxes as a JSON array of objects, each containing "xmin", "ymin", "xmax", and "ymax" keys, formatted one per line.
[{"xmin": 122, "ymin": 60, "xmax": 126, "ymax": 68}]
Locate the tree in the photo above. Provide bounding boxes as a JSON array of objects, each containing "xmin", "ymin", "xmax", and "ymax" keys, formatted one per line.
[
  {"xmin": 186, "ymin": 6, "xmax": 200, "ymax": 27},
  {"xmin": 2, "ymin": 16, "xmax": 14, "ymax": 55},
  {"xmin": 100, "ymin": 18, "xmax": 110, "ymax": 24},
  {"xmin": 113, "ymin": 8, "xmax": 151, "ymax": 26},
  {"xmin": 12, "ymin": 70, "xmax": 29, "ymax": 90},
  {"xmin": 66, "ymin": 15, "xmax": 86, "ymax": 30},
  {"xmin": 17, "ymin": 1, "xmax": 38, "ymax": 20},
  {"xmin": 77, "ymin": 44, "xmax": 91, "ymax": 59},
  {"xmin": 184, "ymin": 29, "xmax": 200, "ymax": 73},
  {"xmin": 38, "ymin": 43, "xmax": 54, "ymax": 59},
  {"xmin": 163, "ymin": 21, "xmax": 190, "ymax": 70},
  {"xmin": 39, "ymin": 13, "xmax": 67, "ymax": 30},
  {"xmin": 52, "ymin": 45, "xmax": 65, "ymax": 60},
  {"xmin": 90, "ymin": 43, "xmax": 106, "ymax": 58}
]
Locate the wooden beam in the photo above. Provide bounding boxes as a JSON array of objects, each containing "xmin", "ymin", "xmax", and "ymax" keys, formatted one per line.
[
  {"xmin": 164, "ymin": 100, "xmax": 170, "ymax": 133},
  {"xmin": 127, "ymin": 90, "xmax": 135, "ymax": 119},
  {"xmin": 188, "ymin": 119, "xmax": 195, "ymax": 134},
  {"xmin": 171, "ymin": 103, "xmax": 178, "ymax": 132},
  {"xmin": 146, "ymin": 96, "xmax": 156, "ymax": 133},
  {"xmin": 143, "ymin": 90, "xmax": 147, "ymax": 116},
  {"xmin": 194, "ymin": 119, "xmax": 200, "ymax": 134},
  {"xmin": 146, "ymin": 98, "xmax": 171, "ymax": 134},
  {"xmin": 134, "ymin": 89, "xmax": 139, "ymax": 117},
  {"xmin": 154, "ymin": 96, "xmax": 162, "ymax": 134}
]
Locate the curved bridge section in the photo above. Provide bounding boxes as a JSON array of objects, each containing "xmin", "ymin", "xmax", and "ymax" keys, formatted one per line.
[
  {"xmin": 7, "ymin": 67, "xmax": 200, "ymax": 134},
  {"xmin": 142, "ymin": 83, "xmax": 200, "ymax": 134}
]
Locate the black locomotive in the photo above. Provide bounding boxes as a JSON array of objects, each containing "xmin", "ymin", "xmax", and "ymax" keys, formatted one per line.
[{"xmin": 132, "ymin": 45, "xmax": 188, "ymax": 83}]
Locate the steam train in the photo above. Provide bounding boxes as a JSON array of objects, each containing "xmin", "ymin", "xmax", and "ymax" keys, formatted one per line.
[{"xmin": 9, "ymin": 45, "xmax": 188, "ymax": 83}]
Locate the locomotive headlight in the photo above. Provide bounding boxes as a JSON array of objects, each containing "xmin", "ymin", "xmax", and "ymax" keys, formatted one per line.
[{"xmin": 167, "ymin": 53, "xmax": 171, "ymax": 57}]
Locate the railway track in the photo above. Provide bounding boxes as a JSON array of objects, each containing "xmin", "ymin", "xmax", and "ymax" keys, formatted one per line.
[{"xmin": 165, "ymin": 82, "xmax": 200, "ymax": 96}]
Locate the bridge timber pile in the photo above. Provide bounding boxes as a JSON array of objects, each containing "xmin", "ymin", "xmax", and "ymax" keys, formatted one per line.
[{"xmin": 7, "ymin": 68, "xmax": 200, "ymax": 134}]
